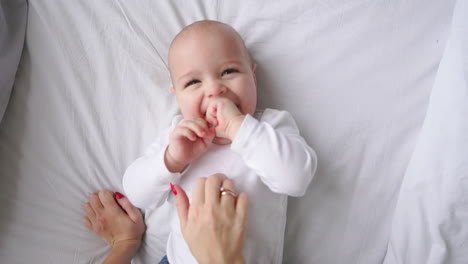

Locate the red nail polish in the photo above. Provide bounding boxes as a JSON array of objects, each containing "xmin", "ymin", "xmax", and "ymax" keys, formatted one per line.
[
  {"xmin": 115, "ymin": 192, "xmax": 124, "ymax": 200},
  {"xmin": 170, "ymin": 183, "xmax": 178, "ymax": 195}
]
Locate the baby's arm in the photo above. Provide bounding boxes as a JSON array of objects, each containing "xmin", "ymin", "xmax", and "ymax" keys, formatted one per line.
[
  {"xmin": 231, "ymin": 109, "xmax": 318, "ymax": 197},
  {"xmin": 122, "ymin": 126, "xmax": 180, "ymax": 209},
  {"xmin": 123, "ymin": 116, "xmax": 215, "ymax": 209}
]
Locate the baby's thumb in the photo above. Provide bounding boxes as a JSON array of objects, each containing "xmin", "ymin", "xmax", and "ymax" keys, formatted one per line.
[
  {"xmin": 115, "ymin": 192, "xmax": 143, "ymax": 224},
  {"xmin": 174, "ymin": 184, "xmax": 189, "ymax": 231},
  {"xmin": 202, "ymin": 127, "xmax": 216, "ymax": 144}
]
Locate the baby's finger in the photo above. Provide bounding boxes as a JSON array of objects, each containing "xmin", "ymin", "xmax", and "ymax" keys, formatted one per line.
[
  {"xmin": 174, "ymin": 126, "xmax": 198, "ymax": 141},
  {"xmin": 181, "ymin": 119, "xmax": 209, "ymax": 138},
  {"xmin": 205, "ymin": 108, "xmax": 218, "ymax": 127},
  {"xmin": 192, "ymin": 117, "xmax": 211, "ymax": 129},
  {"xmin": 201, "ymin": 127, "xmax": 215, "ymax": 144}
]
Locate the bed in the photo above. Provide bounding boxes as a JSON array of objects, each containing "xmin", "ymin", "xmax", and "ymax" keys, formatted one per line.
[{"xmin": 0, "ymin": 0, "xmax": 466, "ymax": 263}]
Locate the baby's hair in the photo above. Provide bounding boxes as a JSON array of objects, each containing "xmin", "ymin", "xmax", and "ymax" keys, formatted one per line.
[{"xmin": 170, "ymin": 20, "xmax": 252, "ymax": 64}]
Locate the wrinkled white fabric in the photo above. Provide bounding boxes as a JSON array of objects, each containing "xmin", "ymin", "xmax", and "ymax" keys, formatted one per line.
[
  {"xmin": 384, "ymin": 0, "xmax": 468, "ymax": 263},
  {"xmin": 0, "ymin": 0, "xmax": 27, "ymax": 123},
  {"xmin": 0, "ymin": 0, "xmax": 460, "ymax": 263}
]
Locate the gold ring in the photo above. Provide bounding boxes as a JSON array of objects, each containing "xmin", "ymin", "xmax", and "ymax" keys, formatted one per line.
[{"xmin": 220, "ymin": 187, "xmax": 237, "ymax": 198}]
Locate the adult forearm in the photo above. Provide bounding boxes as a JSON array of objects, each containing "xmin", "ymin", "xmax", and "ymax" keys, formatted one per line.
[{"xmin": 226, "ymin": 256, "xmax": 246, "ymax": 264}]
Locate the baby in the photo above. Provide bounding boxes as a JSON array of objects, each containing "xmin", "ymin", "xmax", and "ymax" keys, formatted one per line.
[{"xmin": 123, "ymin": 20, "xmax": 317, "ymax": 264}]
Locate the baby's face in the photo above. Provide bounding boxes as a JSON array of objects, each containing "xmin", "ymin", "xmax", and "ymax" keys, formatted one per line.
[{"xmin": 169, "ymin": 26, "xmax": 257, "ymax": 122}]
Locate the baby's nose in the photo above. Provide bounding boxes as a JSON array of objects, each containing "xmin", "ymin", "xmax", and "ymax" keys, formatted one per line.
[{"xmin": 206, "ymin": 82, "xmax": 227, "ymax": 97}]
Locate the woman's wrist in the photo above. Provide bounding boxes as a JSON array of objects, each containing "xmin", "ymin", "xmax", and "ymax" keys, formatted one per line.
[
  {"xmin": 114, "ymin": 239, "xmax": 141, "ymax": 250},
  {"xmin": 103, "ymin": 240, "xmax": 141, "ymax": 264},
  {"xmin": 231, "ymin": 256, "xmax": 246, "ymax": 264}
]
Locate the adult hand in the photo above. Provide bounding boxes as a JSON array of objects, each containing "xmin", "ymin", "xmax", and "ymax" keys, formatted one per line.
[
  {"xmin": 83, "ymin": 191, "xmax": 145, "ymax": 264},
  {"xmin": 174, "ymin": 173, "xmax": 248, "ymax": 264}
]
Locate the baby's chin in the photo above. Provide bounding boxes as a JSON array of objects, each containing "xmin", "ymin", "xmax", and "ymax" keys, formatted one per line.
[{"xmin": 213, "ymin": 136, "xmax": 231, "ymax": 145}]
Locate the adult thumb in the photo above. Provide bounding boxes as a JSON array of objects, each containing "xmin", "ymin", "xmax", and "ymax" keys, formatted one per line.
[
  {"xmin": 115, "ymin": 192, "xmax": 143, "ymax": 224},
  {"xmin": 174, "ymin": 184, "xmax": 189, "ymax": 231}
]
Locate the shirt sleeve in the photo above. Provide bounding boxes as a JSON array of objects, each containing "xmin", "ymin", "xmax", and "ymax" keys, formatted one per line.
[
  {"xmin": 122, "ymin": 117, "xmax": 184, "ymax": 209},
  {"xmin": 231, "ymin": 109, "xmax": 318, "ymax": 197}
]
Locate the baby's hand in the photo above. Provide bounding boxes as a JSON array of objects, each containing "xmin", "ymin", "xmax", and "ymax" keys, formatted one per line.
[
  {"xmin": 205, "ymin": 98, "xmax": 245, "ymax": 141},
  {"xmin": 165, "ymin": 118, "xmax": 215, "ymax": 172}
]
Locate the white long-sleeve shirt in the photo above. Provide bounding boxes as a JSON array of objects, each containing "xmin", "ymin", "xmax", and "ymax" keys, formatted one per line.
[{"xmin": 123, "ymin": 108, "xmax": 317, "ymax": 264}]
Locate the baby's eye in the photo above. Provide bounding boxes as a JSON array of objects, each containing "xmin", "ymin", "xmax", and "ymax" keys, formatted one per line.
[
  {"xmin": 185, "ymin": 79, "xmax": 200, "ymax": 88},
  {"xmin": 222, "ymin": 68, "xmax": 238, "ymax": 76}
]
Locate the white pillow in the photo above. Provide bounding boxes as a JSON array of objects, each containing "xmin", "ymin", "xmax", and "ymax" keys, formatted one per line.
[{"xmin": 0, "ymin": 0, "xmax": 27, "ymax": 123}]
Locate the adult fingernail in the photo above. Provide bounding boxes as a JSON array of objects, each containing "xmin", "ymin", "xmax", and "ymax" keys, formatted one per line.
[
  {"xmin": 115, "ymin": 192, "xmax": 124, "ymax": 200},
  {"xmin": 170, "ymin": 183, "xmax": 178, "ymax": 195}
]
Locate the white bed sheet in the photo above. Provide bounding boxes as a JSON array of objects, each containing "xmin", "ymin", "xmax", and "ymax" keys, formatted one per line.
[
  {"xmin": 0, "ymin": 0, "xmax": 461, "ymax": 263},
  {"xmin": 0, "ymin": 0, "xmax": 27, "ymax": 123},
  {"xmin": 384, "ymin": 1, "xmax": 468, "ymax": 262}
]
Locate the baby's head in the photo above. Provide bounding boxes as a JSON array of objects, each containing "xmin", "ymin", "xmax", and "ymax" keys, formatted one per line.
[{"xmin": 168, "ymin": 20, "xmax": 257, "ymax": 121}]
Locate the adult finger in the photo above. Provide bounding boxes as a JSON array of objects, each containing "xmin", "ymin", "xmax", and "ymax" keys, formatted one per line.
[
  {"xmin": 89, "ymin": 193, "xmax": 104, "ymax": 212},
  {"xmin": 219, "ymin": 179, "xmax": 236, "ymax": 209},
  {"xmin": 98, "ymin": 190, "xmax": 121, "ymax": 213},
  {"xmin": 235, "ymin": 192, "xmax": 249, "ymax": 226},
  {"xmin": 205, "ymin": 173, "xmax": 226, "ymax": 205},
  {"xmin": 83, "ymin": 202, "xmax": 96, "ymax": 219},
  {"xmin": 83, "ymin": 202, "xmax": 99, "ymax": 230},
  {"xmin": 191, "ymin": 177, "xmax": 206, "ymax": 204},
  {"xmin": 82, "ymin": 217, "xmax": 92, "ymax": 230},
  {"xmin": 174, "ymin": 184, "xmax": 189, "ymax": 232},
  {"xmin": 115, "ymin": 192, "xmax": 143, "ymax": 224}
]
